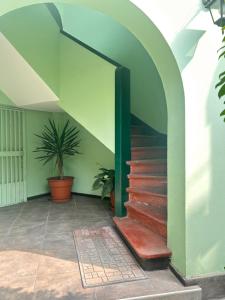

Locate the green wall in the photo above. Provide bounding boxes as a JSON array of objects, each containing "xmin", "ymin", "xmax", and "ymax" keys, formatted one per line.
[
  {"xmin": 59, "ymin": 34, "xmax": 116, "ymax": 152},
  {"xmin": 0, "ymin": 91, "xmax": 115, "ymax": 198},
  {"xmin": 0, "ymin": 4, "xmax": 60, "ymax": 95},
  {"xmin": 0, "ymin": 3, "xmax": 116, "ymax": 196},
  {"xmin": 55, "ymin": 113, "xmax": 114, "ymax": 195},
  {"xmin": 0, "ymin": 0, "xmax": 186, "ymax": 278},
  {"xmin": 0, "ymin": 90, "xmax": 13, "ymax": 106},
  {"xmin": 25, "ymin": 110, "xmax": 54, "ymax": 198},
  {"xmin": 57, "ymin": 4, "xmax": 167, "ymax": 134}
]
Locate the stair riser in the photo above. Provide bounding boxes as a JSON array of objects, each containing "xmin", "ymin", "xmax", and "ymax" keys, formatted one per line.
[
  {"xmin": 128, "ymin": 192, "xmax": 167, "ymax": 208},
  {"xmin": 129, "ymin": 178, "xmax": 167, "ymax": 193},
  {"xmin": 131, "ymin": 136, "xmax": 167, "ymax": 147},
  {"xmin": 127, "ymin": 205, "xmax": 167, "ymax": 238},
  {"xmin": 131, "ymin": 126, "xmax": 148, "ymax": 135},
  {"xmin": 131, "ymin": 148, "xmax": 167, "ymax": 160},
  {"xmin": 130, "ymin": 163, "xmax": 167, "ymax": 175}
]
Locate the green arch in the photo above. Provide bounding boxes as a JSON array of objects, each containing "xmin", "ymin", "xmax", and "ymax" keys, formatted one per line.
[{"xmin": 0, "ymin": 0, "xmax": 186, "ymax": 275}]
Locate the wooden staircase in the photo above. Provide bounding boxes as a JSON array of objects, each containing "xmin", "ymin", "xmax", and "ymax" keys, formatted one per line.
[{"xmin": 114, "ymin": 117, "xmax": 171, "ymax": 270}]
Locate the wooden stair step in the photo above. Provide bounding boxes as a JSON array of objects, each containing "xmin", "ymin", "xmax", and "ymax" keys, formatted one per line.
[
  {"xmin": 125, "ymin": 201, "xmax": 167, "ymax": 238},
  {"xmin": 131, "ymin": 135, "xmax": 167, "ymax": 147},
  {"xmin": 131, "ymin": 125, "xmax": 150, "ymax": 135},
  {"xmin": 131, "ymin": 146, "xmax": 167, "ymax": 160},
  {"xmin": 128, "ymin": 174, "xmax": 167, "ymax": 193},
  {"xmin": 114, "ymin": 217, "xmax": 171, "ymax": 260},
  {"xmin": 127, "ymin": 187, "xmax": 167, "ymax": 207},
  {"xmin": 127, "ymin": 159, "xmax": 167, "ymax": 175}
]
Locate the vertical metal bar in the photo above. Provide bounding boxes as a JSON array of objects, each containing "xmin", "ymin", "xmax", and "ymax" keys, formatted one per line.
[
  {"xmin": 18, "ymin": 110, "xmax": 21, "ymax": 202},
  {"xmin": 10, "ymin": 110, "xmax": 13, "ymax": 204},
  {"xmin": 22, "ymin": 111, "xmax": 27, "ymax": 202},
  {"xmin": 6, "ymin": 109, "xmax": 9, "ymax": 206},
  {"xmin": 14, "ymin": 111, "xmax": 19, "ymax": 203},
  {"xmin": 0, "ymin": 108, "xmax": 2, "ymax": 206}
]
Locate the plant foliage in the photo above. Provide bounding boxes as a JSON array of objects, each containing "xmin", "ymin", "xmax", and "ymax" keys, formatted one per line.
[
  {"xmin": 216, "ymin": 26, "xmax": 225, "ymax": 120},
  {"xmin": 34, "ymin": 119, "xmax": 80, "ymax": 179},
  {"xmin": 92, "ymin": 168, "xmax": 115, "ymax": 200}
]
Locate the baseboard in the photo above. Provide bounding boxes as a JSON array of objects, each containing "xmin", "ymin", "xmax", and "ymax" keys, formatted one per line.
[
  {"xmin": 170, "ymin": 264, "xmax": 225, "ymax": 299},
  {"xmin": 27, "ymin": 192, "xmax": 104, "ymax": 201},
  {"xmin": 72, "ymin": 192, "xmax": 104, "ymax": 199},
  {"xmin": 27, "ymin": 193, "xmax": 50, "ymax": 200}
]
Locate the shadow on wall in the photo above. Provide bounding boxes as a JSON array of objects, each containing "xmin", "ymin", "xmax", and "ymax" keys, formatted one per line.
[
  {"xmin": 171, "ymin": 9, "xmax": 208, "ymax": 71},
  {"xmin": 172, "ymin": 29, "xmax": 205, "ymax": 71},
  {"xmin": 185, "ymin": 56, "xmax": 225, "ymax": 298}
]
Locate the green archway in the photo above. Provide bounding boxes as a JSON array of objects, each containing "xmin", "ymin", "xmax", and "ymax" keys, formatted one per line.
[{"xmin": 0, "ymin": 0, "xmax": 186, "ymax": 275}]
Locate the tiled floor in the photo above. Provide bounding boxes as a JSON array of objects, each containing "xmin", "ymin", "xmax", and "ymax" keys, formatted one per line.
[{"xmin": 0, "ymin": 195, "xmax": 198, "ymax": 300}]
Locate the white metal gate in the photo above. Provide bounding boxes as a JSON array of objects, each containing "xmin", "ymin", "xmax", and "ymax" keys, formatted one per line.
[{"xmin": 0, "ymin": 106, "xmax": 26, "ymax": 207}]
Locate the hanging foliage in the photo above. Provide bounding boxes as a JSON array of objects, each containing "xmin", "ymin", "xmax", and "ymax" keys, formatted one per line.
[{"xmin": 216, "ymin": 26, "xmax": 225, "ymax": 120}]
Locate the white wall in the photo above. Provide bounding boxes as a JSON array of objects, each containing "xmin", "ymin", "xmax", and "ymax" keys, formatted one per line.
[{"xmin": 131, "ymin": 0, "xmax": 225, "ymax": 277}]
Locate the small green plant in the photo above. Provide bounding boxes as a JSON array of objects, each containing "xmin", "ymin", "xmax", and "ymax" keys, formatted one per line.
[
  {"xmin": 34, "ymin": 119, "xmax": 80, "ymax": 179},
  {"xmin": 92, "ymin": 168, "xmax": 115, "ymax": 200}
]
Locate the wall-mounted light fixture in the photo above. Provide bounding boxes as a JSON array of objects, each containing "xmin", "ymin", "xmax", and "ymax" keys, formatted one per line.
[{"xmin": 203, "ymin": 0, "xmax": 225, "ymax": 27}]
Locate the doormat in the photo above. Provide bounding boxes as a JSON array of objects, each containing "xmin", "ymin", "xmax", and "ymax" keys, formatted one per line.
[{"xmin": 73, "ymin": 226, "xmax": 146, "ymax": 288}]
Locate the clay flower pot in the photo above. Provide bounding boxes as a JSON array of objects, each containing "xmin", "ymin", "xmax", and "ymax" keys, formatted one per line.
[
  {"xmin": 110, "ymin": 190, "xmax": 115, "ymax": 212},
  {"xmin": 48, "ymin": 176, "xmax": 74, "ymax": 203}
]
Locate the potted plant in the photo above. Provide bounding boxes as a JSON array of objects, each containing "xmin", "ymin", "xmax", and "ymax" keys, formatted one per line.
[
  {"xmin": 34, "ymin": 119, "xmax": 80, "ymax": 203},
  {"xmin": 92, "ymin": 168, "xmax": 115, "ymax": 210}
]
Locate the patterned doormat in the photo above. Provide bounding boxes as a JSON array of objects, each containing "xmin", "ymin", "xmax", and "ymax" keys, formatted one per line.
[{"xmin": 73, "ymin": 226, "xmax": 146, "ymax": 288}]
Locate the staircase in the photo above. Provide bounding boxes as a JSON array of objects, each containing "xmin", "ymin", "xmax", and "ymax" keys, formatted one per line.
[{"xmin": 114, "ymin": 116, "xmax": 171, "ymax": 270}]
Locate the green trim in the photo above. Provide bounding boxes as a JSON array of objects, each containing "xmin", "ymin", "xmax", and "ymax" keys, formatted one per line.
[
  {"xmin": 45, "ymin": 3, "xmax": 63, "ymax": 29},
  {"xmin": 115, "ymin": 67, "xmax": 131, "ymax": 217},
  {"xmin": 61, "ymin": 30, "xmax": 121, "ymax": 67}
]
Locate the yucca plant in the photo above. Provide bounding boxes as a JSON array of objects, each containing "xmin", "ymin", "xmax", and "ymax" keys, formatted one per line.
[
  {"xmin": 92, "ymin": 168, "xmax": 115, "ymax": 200},
  {"xmin": 34, "ymin": 119, "xmax": 80, "ymax": 179}
]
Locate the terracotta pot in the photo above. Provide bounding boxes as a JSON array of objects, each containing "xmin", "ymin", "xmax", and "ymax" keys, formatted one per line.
[
  {"xmin": 110, "ymin": 191, "xmax": 115, "ymax": 212},
  {"xmin": 48, "ymin": 176, "xmax": 74, "ymax": 203}
]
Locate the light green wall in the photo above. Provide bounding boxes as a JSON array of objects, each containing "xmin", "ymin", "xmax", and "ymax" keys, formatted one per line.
[
  {"xmin": 25, "ymin": 110, "xmax": 53, "ymax": 197},
  {"xmin": 57, "ymin": 4, "xmax": 167, "ymax": 134},
  {"xmin": 0, "ymin": 4, "xmax": 60, "ymax": 95},
  {"xmin": 55, "ymin": 112, "xmax": 114, "ymax": 195},
  {"xmin": 0, "ymin": 0, "xmax": 186, "ymax": 277},
  {"xmin": 0, "ymin": 90, "xmax": 13, "ymax": 106},
  {"xmin": 59, "ymin": 34, "xmax": 116, "ymax": 152},
  {"xmin": 0, "ymin": 93, "xmax": 114, "ymax": 198}
]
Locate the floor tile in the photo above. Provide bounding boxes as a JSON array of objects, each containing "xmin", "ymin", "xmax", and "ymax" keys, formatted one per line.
[
  {"xmin": 37, "ymin": 255, "xmax": 78, "ymax": 276},
  {"xmin": 0, "ymin": 275, "xmax": 36, "ymax": 300},
  {"xmin": 0, "ymin": 250, "xmax": 40, "ymax": 277},
  {"xmin": 34, "ymin": 273, "xmax": 95, "ymax": 300}
]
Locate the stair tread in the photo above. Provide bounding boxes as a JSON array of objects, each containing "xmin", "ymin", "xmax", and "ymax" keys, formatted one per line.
[
  {"xmin": 127, "ymin": 159, "xmax": 167, "ymax": 165},
  {"xmin": 126, "ymin": 201, "xmax": 166, "ymax": 223},
  {"xmin": 127, "ymin": 187, "xmax": 166, "ymax": 197},
  {"xmin": 114, "ymin": 217, "xmax": 171, "ymax": 259},
  {"xmin": 128, "ymin": 174, "xmax": 167, "ymax": 180},
  {"xmin": 132, "ymin": 146, "xmax": 167, "ymax": 150}
]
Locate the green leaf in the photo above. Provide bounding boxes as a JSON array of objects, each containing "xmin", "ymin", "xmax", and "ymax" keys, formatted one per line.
[
  {"xmin": 218, "ymin": 84, "xmax": 225, "ymax": 98},
  {"xmin": 216, "ymin": 76, "xmax": 225, "ymax": 88},
  {"xmin": 219, "ymin": 50, "xmax": 225, "ymax": 60},
  {"xmin": 34, "ymin": 119, "xmax": 81, "ymax": 176},
  {"xmin": 92, "ymin": 178, "xmax": 103, "ymax": 190}
]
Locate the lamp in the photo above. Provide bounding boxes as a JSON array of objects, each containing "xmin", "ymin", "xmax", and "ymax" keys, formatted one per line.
[{"xmin": 203, "ymin": 0, "xmax": 225, "ymax": 27}]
